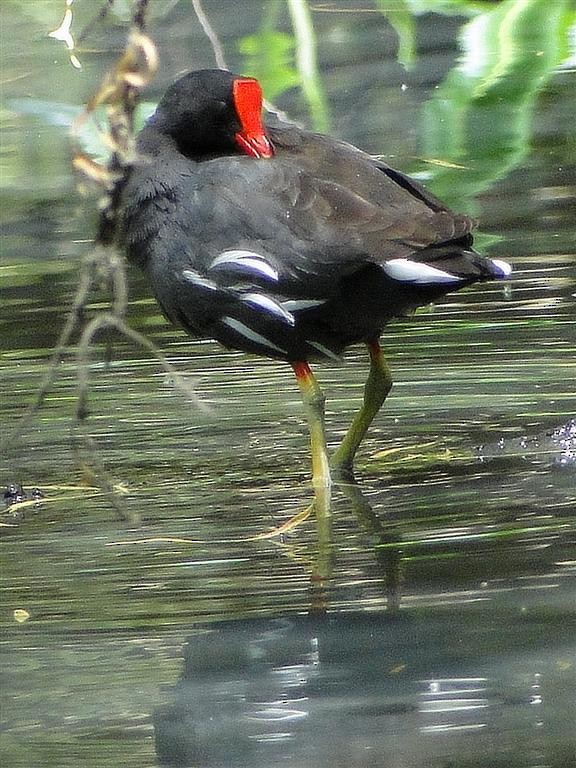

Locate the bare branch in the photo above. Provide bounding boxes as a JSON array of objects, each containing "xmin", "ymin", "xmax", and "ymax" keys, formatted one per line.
[{"xmin": 191, "ymin": 0, "xmax": 228, "ymax": 69}]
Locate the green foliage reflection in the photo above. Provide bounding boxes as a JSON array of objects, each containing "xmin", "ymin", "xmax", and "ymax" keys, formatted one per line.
[{"xmin": 417, "ymin": 0, "xmax": 574, "ymax": 208}]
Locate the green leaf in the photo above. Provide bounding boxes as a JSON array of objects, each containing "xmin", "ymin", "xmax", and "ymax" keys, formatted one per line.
[{"xmin": 375, "ymin": 0, "xmax": 416, "ymax": 68}]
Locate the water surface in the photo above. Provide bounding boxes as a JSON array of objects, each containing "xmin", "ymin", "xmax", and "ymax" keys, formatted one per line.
[{"xmin": 1, "ymin": 2, "xmax": 575, "ymax": 766}]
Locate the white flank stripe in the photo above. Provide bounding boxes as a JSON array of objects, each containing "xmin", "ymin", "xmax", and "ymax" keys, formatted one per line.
[
  {"xmin": 241, "ymin": 293, "xmax": 295, "ymax": 325},
  {"xmin": 282, "ymin": 299, "xmax": 325, "ymax": 311},
  {"xmin": 182, "ymin": 270, "xmax": 218, "ymax": 291},
  {"xmin": 221, "ymin": 317, "xmax": 287, "ymax": 355},
  {"xmin": 490, "ymin": 258, "xmax": 512, "ymax": 277},
  {"xmin": 210, "ymin": 250, "xmax": 279, "ymax": 281},
  {"xmin": 307, "ymin": 341, "xmax": 341, "ymax": 361},
  {"xmin": 383, "ymin": 259, "xmax": 465, "ymax": 284}
]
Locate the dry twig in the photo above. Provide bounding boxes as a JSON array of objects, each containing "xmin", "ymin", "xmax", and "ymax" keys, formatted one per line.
[{"xmin": 3, "ymin": 1, "xmax": 202, "ymax": 519}]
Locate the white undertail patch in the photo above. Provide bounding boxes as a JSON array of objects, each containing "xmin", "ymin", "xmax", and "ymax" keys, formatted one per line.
[
  {"xmin": 383, "ymin": 259, "xmax": 465, "ymax": 284},
  {"xmin": 490, "ymin": 259, "xmax": 512, "ymax": 277}
]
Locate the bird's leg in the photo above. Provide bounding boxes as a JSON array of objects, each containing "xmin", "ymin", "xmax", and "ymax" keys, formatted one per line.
[
  {"xmin": 292, "ymin": 361, "xmax": 332, "ymax": 543},
  {"xmin": 331, "ymin": 339, "xmax": 392, "ymax": 482}
]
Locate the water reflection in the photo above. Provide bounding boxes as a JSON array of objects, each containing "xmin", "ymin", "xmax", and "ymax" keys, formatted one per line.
[
  {"xmin": 476, "ymin": 419, "xmax": 576, "ymax": 469},
  {"xmin": 1, "ymin": 1, "xmax": 575, "ymax": 767},
  {"xmin": 154, "ymin": 604, "xmax": 576, "ymax": 767}
]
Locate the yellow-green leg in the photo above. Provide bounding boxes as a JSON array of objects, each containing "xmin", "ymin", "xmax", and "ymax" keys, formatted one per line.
[
  {"xmin": 331, "ymin": 339, "xmax": 392, "ymax": 481},
  {"xmin": 292, "ymin": 361, "xmax": 332, "ymax": 543}
]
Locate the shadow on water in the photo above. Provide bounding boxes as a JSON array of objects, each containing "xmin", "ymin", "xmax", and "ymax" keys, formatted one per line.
[{"xmin": 1, "ymin": 1, "xmax": 575, "ymax": 767}]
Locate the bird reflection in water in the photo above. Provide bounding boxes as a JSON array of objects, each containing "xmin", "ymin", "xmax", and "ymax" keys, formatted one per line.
[{"xmin": 154, "ymin": 612, "xmax": 571, "ymax": 768}]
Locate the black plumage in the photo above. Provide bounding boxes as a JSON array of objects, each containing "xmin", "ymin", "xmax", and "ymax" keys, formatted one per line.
[{"xmin": 122, "ymin": 69, "xmax": 509, "ymax": 363}]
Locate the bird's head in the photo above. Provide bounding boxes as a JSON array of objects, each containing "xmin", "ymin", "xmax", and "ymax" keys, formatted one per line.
[{"xmin": 149, "ymin": 68, "xmax": 273, "ymax": 159}]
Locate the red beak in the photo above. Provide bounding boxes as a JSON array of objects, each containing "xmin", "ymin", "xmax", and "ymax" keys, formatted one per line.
[
  {"xmin": 232, "ymin": 77, "xmax": 274, "ymax": 160},
  {"xmin": 234, "ymin": 131, "xmax": 273, "ymax": 159}
]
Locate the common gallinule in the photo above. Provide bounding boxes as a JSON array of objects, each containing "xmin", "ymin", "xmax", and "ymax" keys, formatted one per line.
[{"xmin": 121, "ymin": 69, "xmax": 511, "ymax": 527}]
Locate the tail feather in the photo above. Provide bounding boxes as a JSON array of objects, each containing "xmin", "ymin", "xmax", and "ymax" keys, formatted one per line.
[{"xmin": 390, "ymin": 247, "xmax": 512, "ymax": 285}]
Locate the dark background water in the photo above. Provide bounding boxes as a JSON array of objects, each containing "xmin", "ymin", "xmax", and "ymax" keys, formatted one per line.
[{"xmin": 1, "ymin": 1, "xmax": 575, "ymax": 766}]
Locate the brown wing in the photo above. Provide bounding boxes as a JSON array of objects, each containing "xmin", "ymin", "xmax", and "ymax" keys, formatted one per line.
[{"xmin": 267, "ymin": 123, "xmax": 474, "ymax": 261}]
